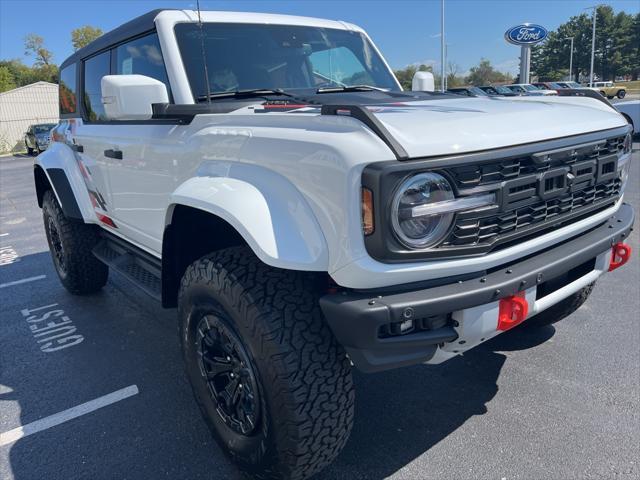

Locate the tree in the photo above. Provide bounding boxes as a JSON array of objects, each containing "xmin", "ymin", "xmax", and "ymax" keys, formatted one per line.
[
  {"xmin": 0, "ymin": 59, "xmax": 58, "ymax": 87},
  {"xmin": 24, "ymin": 33, "xmax": 53, "ymax": 66},
  {"xmin": 465, "ymin": 59, "xmax": 512, "ymax": 86},
  {"xmin": 71, "ymin": 25, "xmax": 103, "ymax": 51},
  {"xmin": 531, "ymin": 6, "xmax": 638, "ymax": 82},
  {"xmin": 446, "ymin": 62, "xmax": 463, "ymax": 87},
  {"xmin": 0, "ymin": 66, "xmax": 17, "ymax": 93}
]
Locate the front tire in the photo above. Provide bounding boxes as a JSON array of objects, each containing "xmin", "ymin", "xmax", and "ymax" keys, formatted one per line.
[
  {"xmin": 42, "ymin": 190, "xmax": 108, "ymax": 294},
  {"xmin": 525, "ymin": 283, "xmax": 595, "ymax": 328},
  {"xmin": 178, "ymin": 247, "xmax": 354, "ymax": 480},
  {"xmin": 26, "ymin": 143, "xmax": 33, "ymax": 155},
  {"xmin": 617, "ymin": 90, "xmax": 626, "ymax": 99}
]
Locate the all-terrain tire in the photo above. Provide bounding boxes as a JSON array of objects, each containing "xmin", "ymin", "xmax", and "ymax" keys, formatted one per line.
[
  {"xmin": 524, "ymin": 283, "xmax": 595, "ymax": 328},
  {"xmin": 178, "ymin": 247, "xmax": 354, "ymax": 480},
  {"xmin": 42, "ymin": 190, "xmax": 108, "ymax": 294}
]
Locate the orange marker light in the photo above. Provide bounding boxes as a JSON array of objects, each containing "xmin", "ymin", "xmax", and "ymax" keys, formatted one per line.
[{"xmin": 361, "ymin": 187, "xmax": 374, "ymax": 236}]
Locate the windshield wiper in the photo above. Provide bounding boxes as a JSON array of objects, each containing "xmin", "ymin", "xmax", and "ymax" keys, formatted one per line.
[
  {"xmin": 316, "ymin": 85, "xmax": 388, "ymax": 94},
  {"xmin": 196, "ymin": 88, "xmax": 297, "ymax": 102}
]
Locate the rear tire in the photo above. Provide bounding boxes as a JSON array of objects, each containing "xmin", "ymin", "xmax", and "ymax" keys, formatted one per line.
[
  {"xmin": 42, "ymin": 190, "xmax": 108, "ymax": 294},
  {"xmin": 525, "ymin": 283, "xmax": 595, "ymax": 328},
  {"xmin": 178, "ymin": 247, "xmax": 354, "ymax": 480}
]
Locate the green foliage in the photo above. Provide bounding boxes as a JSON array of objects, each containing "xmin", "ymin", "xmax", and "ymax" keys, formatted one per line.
[
  {"xmin": 71, "ymin": 25, "xmax": 103, "ymax": 51},
  {"xmin": 532, "ymin": 7, "xmax": 639, "ymax": 81},
  {"xmin": 0, "ymin": 66, "xmax": 17, "ymax": 93},
  {"xmin": 465, "ymin": 59, "xmax": 513, "ymax": 86},
  {"xmin": 0, "ymin": 59, "xmax": 58, "ymax": 90}
]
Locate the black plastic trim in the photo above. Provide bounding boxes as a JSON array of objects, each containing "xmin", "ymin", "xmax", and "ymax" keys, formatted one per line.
[
  {"xmin": 46, "ymin": 168, "xmax": 83, "ymax": 220},
  {"xmin": 321, "ymin": 203, "xmax": 634, "ymax": 373},
  {"xmin": 321, "ymin": 104, "xmax": 409, "ymax": 160}
]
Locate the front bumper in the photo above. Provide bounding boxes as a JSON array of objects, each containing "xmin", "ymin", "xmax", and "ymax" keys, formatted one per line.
[{"xmin": 320, "ymin": 203, "xmax": 634, "ymax": 372}]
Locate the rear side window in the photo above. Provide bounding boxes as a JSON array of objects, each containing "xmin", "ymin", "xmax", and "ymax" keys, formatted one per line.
[
  {"xmin": 83, "ymin": 51, "xmax": 111, "ymax": 121},
  {"xmin": 115, "ymin": 33, "xmax": 171, "ymax": 96},
  {"xmin": 59, "ymin": 64, "xmax": 77, "ymax": 114}
]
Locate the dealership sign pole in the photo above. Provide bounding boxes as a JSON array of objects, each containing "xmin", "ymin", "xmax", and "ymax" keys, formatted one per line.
[{"xmin": 505, "ymin": 24, "xmax": 548, "ymax": 83}]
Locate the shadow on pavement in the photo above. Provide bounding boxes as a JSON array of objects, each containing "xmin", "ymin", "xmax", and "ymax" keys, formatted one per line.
[{"xmin": 322, "ymin": 323, "xmax": 555, "ymax": 479}]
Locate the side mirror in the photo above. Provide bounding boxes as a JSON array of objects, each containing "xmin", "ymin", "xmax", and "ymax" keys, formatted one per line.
[
  {"xmin": 101, "ymin": 75, "xmax": 169, "ymax": 121},
  {"xmin": 411, "ymin": 71, "xmax": 435, "ymax": 92}
]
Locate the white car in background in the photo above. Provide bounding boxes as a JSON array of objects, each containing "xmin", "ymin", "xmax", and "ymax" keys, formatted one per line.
[
  {"xmin": 506, "ymin": 83, "xmax": 558, "ymax": 96},
  {"xmin": 615, "ymin": 100, "xmax": 640, "ymax": 135}
]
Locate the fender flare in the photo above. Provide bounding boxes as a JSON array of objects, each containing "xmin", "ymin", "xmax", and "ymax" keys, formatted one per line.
[
  {"xmin": 166, "ymin": 161, "xmax": 329, "ymax": 271},
  {"xmin": 34, "ymin": 143, "xmax": 96, "ymax": 222}
]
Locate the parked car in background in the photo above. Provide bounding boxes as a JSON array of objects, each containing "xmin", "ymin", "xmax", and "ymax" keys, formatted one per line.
[
  {"xmin": 447, "ymin": 86, "xmax": 489, "ymax": 96},
  {"xmin": 479, "ymin": 85, "xmax": 519, "ymax": 96},
  {"xmin": 615, "ymin": 100, "xmax": 639, "ymax": 135},
  {"xmin": 588, "ymin": 81, "xmax": 626, "ymax": 99},
  {"xmin": 505, "ymin": 83, "xmax": 557, "ymax": 96},
  {"xmin": 557, "ymin": 81, "xmax": 587, "ymax": 89},
  {"xmin": 24, "ymin": 123, "xmax": 56, "ymax": 155},
  {"xmin": 533, "ymin": 82, "xmax": 564, "ymax": 92}
]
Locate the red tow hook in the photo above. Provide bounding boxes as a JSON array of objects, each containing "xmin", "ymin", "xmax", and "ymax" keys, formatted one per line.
[
  {"xmin": 609, "ymin": 242, "xmax": 632, "ymax": 272},
  {"xmin": 497, "ymin": 292, "xmax": 529, "ymax": 331}
]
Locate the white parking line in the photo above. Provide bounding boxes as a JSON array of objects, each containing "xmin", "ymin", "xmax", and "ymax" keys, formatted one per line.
[
  {"xmin": 0, "ymin": 233, "xmax": 8, "ymax": 237},
  {"xmin": 0, "ymin": 385, "xmax": 139, "ymax": 447},
  {"xmin": 0, "ymin": 275, "xmax": 46, "ymax": 289}
]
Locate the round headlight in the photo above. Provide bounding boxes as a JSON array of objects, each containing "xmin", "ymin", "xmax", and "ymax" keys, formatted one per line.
[{"xmin": 391, "ymin": 172, "xmax": 454, "ymax": 249}]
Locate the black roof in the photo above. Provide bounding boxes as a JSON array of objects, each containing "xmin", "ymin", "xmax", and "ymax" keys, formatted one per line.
[{"xmin": 60, "ymin": 9, "xmax": 174, "ymax": 68}]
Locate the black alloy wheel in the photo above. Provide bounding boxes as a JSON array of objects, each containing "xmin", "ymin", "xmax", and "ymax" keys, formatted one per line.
[
  {"xmin": 196, "ymin": 313, "xmax": 261, "ymax": 436},
  {"xmin": 46, "ymin": 215, "xmax": 67, "ymax": 275}
]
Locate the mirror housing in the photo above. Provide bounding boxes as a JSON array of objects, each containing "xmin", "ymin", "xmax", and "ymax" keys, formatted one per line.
[
  {"xmin": 101, "ymin": 75, "xmax": 169, "ymax": 120},
  {"xmin": 412, "ymin": 71, "xmax": 435, "ymax": 92}
]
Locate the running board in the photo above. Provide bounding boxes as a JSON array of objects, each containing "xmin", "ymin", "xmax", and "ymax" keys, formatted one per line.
[{"xmin": 93, "ymin": 233, "xmax": 162, "ymax": 301}]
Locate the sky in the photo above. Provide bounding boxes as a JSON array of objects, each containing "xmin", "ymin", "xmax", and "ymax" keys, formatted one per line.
[{"xmin": 1, "ymin": 0, "xmax": 639, "ymax": 76}]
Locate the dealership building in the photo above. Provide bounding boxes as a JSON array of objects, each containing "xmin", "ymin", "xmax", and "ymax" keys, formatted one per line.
[{"xmin": 0, "ymin": 81, "xmax": 59, "ymax": 153}]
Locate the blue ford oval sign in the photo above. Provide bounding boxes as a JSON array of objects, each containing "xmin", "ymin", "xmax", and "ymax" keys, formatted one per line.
[{"xmin": 505, "ymin": 24, "xmax": 548, "ymax": 45}]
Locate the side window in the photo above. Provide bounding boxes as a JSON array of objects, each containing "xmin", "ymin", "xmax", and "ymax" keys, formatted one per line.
[
  {"xmin": 115, "ymin": 33, "xmax": 171, "ymax": 97},
  {"xmin": 83, "ymin": 51, "xmax": 111, "ymax": 121},
  {"xmin": 59, "ymin": 64, "xmax": 77, "ymax": 115}
]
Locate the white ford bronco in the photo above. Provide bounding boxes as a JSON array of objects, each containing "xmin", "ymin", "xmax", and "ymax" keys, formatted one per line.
[{"xmin": 35, "ymin": 9, "xmax": 634, "ymax": 479}]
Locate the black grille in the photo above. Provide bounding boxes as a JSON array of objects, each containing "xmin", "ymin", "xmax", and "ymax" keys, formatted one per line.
[
  {"xmin": 445, "ymin": 179, "xmax": 621, "ymax": 247},
  {"xmin": 447, "ymin": 134, "xmax": 625, "ymax": 188},
  {"xmin": 439, "ymin": 133, "xmax": 626, "ymax": 251}
]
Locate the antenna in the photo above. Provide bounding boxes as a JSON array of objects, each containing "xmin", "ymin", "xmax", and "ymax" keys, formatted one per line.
[{"xmin": 196, "ymin": 0, "xmax": 212, "ymax": 103}]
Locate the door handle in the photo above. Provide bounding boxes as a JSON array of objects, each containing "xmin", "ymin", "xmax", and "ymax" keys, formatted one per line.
[
  {"xmin": 104, "ymin": 149, "xmax": 123, "ymax": 160},
  {"xmin": 72, "ymin": 144, "xmax": 84, "ymax": 153}
]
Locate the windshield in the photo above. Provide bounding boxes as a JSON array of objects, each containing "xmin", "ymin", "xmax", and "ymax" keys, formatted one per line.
[
  {"xmin": 522, "ymin": 84, "xmax": 539, "ymax": 91},
  {"xmin": 565, "ymin": 82, "xmax": 582, "ymax": 88},
  {"xmin": 175, "ymin": 23, "xmax": 400, "ymax": 100},
  {"xmin": 495, "ymin": 86, "xmax": 511, "ymax": 94},
  {"xmin": 34, "ymin": 124, "xmax": 55, "ymax": 134}
]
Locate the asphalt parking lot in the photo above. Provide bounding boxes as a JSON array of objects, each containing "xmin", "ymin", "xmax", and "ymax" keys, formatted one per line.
[{"xmin": 1, "ymin": 146, "xmax": 639, "ymax": 480}]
